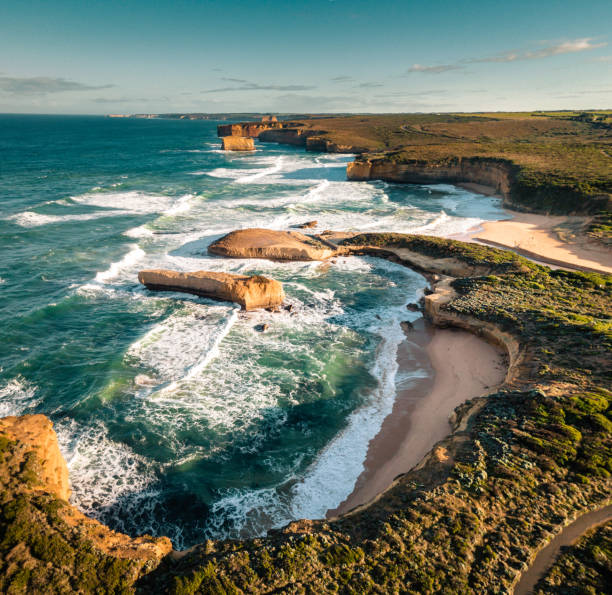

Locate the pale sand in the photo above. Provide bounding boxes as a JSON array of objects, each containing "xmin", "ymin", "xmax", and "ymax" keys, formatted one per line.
[
  {"xmin": 328, "ymin": 321, "xmax": 506, "ymax": 518},
  {"xmin": 474, "ymin": 212, "xmax": 612, "ymax": 275}
]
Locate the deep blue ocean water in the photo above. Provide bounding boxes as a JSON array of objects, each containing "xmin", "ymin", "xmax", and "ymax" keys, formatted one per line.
[{"xmin": 0, "ymin": 115, "xmax": 507, "ymax": 547}]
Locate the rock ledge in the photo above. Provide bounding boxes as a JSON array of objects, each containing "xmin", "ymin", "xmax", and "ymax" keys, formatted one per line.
[{"xmin": 138, "ymin": 269, "xmax": 284, "ymax": 310}]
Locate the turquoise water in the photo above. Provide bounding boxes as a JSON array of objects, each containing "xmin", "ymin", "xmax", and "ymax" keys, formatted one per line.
[{"xmin": 0, "ymin": 115, "xmax": 507, "ymax": 547}]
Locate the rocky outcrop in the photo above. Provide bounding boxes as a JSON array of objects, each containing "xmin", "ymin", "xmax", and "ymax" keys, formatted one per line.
[
  {"xmin": 0, "ymin": 414, "xmax": 173, "ymax": 569},
  {"xmin": 138, "ymin": 269, "xmax": 284, "ymax": 310},
  {"xmin": 208, "ymin": 228, "xmax": 338, "ymax": 261},
  {"xmin": 258, "ymin": 128, "xmax": 312, "ymax": 146},
  {"xmin": 347, "ymin": 156, "xmax": 514, "ymax": 200},
  {"xmin": 0, "ymin": 415, "xmax": 70, "ymax": 501},
  {"xmin": 305, "ymin": 136, "xmax": 367, "ymax": 154},
  {"xmin": 217, "ymin": 122, "xmax": 286, "ymax": 138},
  {"xmin": 221, "ymin": 136, "xmax": 255, "ymax": 151},
  {"xmin": 257, "ymin": 129, "xmax": 363, "ymax": 153}
]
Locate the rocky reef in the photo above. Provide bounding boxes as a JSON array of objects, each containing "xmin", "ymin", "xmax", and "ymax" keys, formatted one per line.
[
  {"xmin": 221, "ymin": 136, "xmax": 255, "ymax": 151},
  {"xmin": 208, "ymin": 228, "xmax": 338, "ymax": 261},
  {"xmin": 138, "ymin": 269, "xmax": 284, "ymax": 310}
]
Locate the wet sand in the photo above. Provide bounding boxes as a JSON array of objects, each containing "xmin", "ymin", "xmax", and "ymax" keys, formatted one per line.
[{"xmin": 328, "ymin": 319, "xmax": 506, "ymax": 517}]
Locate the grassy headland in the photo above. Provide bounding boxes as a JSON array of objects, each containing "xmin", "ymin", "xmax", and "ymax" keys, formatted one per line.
[{"xmin": 249, "ymin": 112, "xmax": 612, "ymax": 217}]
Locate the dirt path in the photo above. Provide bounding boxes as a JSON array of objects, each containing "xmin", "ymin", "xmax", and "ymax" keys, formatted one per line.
[{"xmin": 513, "ymin": 504, "xmax": 612, "ymax": 595}]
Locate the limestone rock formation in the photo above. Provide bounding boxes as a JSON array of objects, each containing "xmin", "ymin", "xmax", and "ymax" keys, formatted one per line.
[
  {"xmin": 208, "ymin": 228, "xmax": 338, "ymax": 261},
  {"xmin": 347, "ymin": 157, "xmax": 512, "ymax": 200},
  {"xmin": 138, "ymin": 269, "xmax": 285, "ymax": 310},
  {"xmin": 0, "ymin": 414, "xmax": 70, "ymax": 501},
  {"xmin": 221, "ymin": 136, "xmax": 255, "ymax": 151}
]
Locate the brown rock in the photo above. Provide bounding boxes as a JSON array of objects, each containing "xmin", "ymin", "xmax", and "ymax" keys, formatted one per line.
[
  {"xmin": 0, "ymin": 414, "xmax": 70, "ymax": 501},
  {"xmin": 295, "ymin": 220, "xmax": 318, "ymax": 229},
  {"xmin": 138, "ymin": 269, "xmax": 285, "ymax": 311},
  {"xmin": 221, "ymin": 136, "xmax": 255, "ymax": 151},
  {"xmin": 208, "ymin": 228, "xmax": 337, "ymax": 261}
]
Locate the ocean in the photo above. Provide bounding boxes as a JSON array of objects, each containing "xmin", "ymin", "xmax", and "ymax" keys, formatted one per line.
[{"xmin": 0, "ymin": 115, "xmax": 507, "ymax": 548}]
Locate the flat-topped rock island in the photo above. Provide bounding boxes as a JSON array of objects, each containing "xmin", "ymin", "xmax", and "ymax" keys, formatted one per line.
[{"xmin": 138, "ymin": 269, "xmax": 285, "ymax": 310}]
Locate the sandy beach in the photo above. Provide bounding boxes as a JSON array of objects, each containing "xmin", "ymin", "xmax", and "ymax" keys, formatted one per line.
[
  {"xmin": 328, "ymin": 319, "xmax": 506, "ymax": 518},
  {"xmin": 473, "ymin": 212, "xmax": 612, "ymax": 274}
]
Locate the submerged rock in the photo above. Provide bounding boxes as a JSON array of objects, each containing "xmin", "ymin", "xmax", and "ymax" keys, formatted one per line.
[
  {"xmin": 208, "ymin": 228, "xmax": 337, "ymax": 261},
  {"xmin": 295, "ymin": 220, "xmax": 318, "ymax": 229},
  {"xmin": 138, "ymin": 269, "xmax": 285, "ymax": 311}
]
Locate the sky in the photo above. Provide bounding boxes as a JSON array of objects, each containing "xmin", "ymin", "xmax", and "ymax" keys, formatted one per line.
[{"xmin": 1, "ymin": 0, "xmax": 611, "ymax": 114}]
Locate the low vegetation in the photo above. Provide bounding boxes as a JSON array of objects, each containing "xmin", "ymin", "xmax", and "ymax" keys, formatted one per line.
[{"xmin": 533, "ymin": 521, "xmax": 612, "ymax": 594}]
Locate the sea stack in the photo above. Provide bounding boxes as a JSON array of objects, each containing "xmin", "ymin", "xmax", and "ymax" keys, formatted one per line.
[
  {"xmin": 221, "ymin": 136, "xmax": 255, "ymax": 151},
  {"xmin": 208, "ymin": 228, "xmax": 338, "ymax": 261},
  {"xmin": 138, "ymin": 269, "xmax": 284, "ymax": 310}
]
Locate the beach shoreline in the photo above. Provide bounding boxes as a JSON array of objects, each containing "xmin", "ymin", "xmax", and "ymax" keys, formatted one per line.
[
  {"xmin": 328, "ymin": 318, "xmax": 507, "ymax": 518},
  {"xmin": 327, "ymin": 186, "xmax": 611, "ymax": 519},
  {"xmin": 468, "ymin": 209, "xmax": 611, "ymax": 275}
]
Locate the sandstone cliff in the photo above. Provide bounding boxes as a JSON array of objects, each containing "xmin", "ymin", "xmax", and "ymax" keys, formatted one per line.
[
  {"xmin": 347, "ymin": 156, "xmax": 514, "ymax": 200},
  {"xmin": 208, "ymin": 228, "xmax": 338, "ymax": 261},
  {"xmin": 0, "ymin": 413, "xmax": 172, "ymax": 592},
  {"xmin": 221, "ymin": 136, "xmax": 255, "ymax": 151},
  {"xmin": 258, "ymin": 128, "xmax": 311, "ymax": 146},
  {"xmin": 0, "ymin": 415, "xmax": 70, "ymax": 501},
  {"xmin": 138, "ymin": 269, "xmax": 285, "ymax": 310},
  {"xmin": 217, "ymin": 122, "xmax": 285, "ymax": 138}
]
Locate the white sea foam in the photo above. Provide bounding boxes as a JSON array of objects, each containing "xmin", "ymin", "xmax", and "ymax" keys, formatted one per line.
[
  {"xmin": 55, "ymin": 419, "xmax": 163, "ymax": 537},
  {"xmin": 7, "ymin": 210, "xmax": 130, "ymax": 227},
  {"xmin": 126, "ymin": 303, "xmax": 238, "ymax": 389},
  {"xmin": 95, "ymin": 246, "xmax": 146, "ymax": 283},
  {"xmin": 124, "ymin": 225, "xmax": 154, "ymax": 238},
  {"xmin": 8, "ymin": 191, "xmax": 196, "ymax": 229},
  {"xmin": 0, "ymin": 376, "xmax": 40, "ymax": 417}
]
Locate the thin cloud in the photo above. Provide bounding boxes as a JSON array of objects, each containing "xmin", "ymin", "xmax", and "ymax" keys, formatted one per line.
[
  {"xmin": 221, "ymin": 77, "xmax": 249, "ymax": 83},
  {"xmin": 0, "ymin": 76, "xmax": 115, "ymax": 95},
  {"xmin": 406, "ymin": 64, "xmax": 463, "ymax": 74},
  {"xmin": 468, "ymin": 37, "xmax": 607, "ymax": 63},
  {"xmin": 204, "ymin": 82, "xmax": 316, "ymax": 93},
  {"xmin": 356, "ymin": 82, "xmax": 384, "ymax": 88},
  {"xmin": 92, "ymin": 97, "xmax": 148, "ymax": 104},
  {"xmin": 331, "ymin": 76, "xmax": 354, "ymax": 82}
]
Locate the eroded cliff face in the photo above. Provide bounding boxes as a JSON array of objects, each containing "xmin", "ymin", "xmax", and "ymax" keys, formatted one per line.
[
  {"xmin": 221, "ymin": 136, "xmax": 255, "ymax": 151},
  {"xmin": 0, "ymin": 414, "xmax": 172, "ymax": 593},
  {"xmin": 0, "ymin": 415, "xmax": 70, "ymax": 501},
  {"xmin": 217, "ymin": 122, "xmax": 285, "ymax": 138},
  {"xmin": 139, "ymin": 269, "xmax": 285, "ymax": 310},
  {"xmin": 258, "ymin": 128, "xmax": 311, "ymax": 146},
  {"xmin": 347, "ymin": 157, "xmax": 514, "ymax": 199}
]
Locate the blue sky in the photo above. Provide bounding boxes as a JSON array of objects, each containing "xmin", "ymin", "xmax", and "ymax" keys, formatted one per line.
[{"xmin": 1, "ymin": 0, "xmax": 611, "ymax": 114}]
